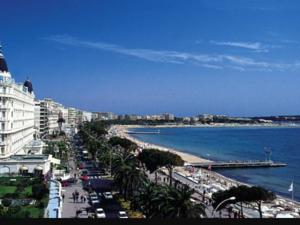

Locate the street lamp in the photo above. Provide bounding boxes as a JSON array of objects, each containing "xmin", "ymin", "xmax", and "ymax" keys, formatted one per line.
[{"xmin": 212, "ymin": 196, "xmax": 236, "ymax": 218}]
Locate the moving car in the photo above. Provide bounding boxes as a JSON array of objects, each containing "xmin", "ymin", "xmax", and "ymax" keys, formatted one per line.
[
  {"xmin": 95, "ymin": 208, "xmax": 106, "ymax": 218},
  {"xmin": 118, "ymin": 211, "xmax": 128, "ymax": 219}
]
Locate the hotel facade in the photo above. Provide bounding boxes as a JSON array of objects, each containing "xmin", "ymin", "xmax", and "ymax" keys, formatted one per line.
[{"xmin": 0, "ymin": 46, "xmax": 35, "ymax": 159}]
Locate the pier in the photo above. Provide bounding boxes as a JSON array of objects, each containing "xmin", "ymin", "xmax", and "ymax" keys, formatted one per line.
[{"xmin": 189, "ymin": 160, "xmax": 287, "ymax": 169}]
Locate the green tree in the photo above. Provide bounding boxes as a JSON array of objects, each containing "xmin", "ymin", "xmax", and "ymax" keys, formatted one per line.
[
  {"xmin": 212, "ymin": 185, "xmax": 276, "ymax": 218},
  {"xmin": 161, "ymin": 185, "xmax": 206, "ymax": 218},
  {"xmin": 57, "ymin": 117, "xmax": 65, "ymax": 133},
  {"xmin": 112, "ymin": 151, "xmax": 146, "ymax": 200},
  {"xmin": 131, "ymin": 181, "xmax": 160, "ymax": 218},
  {"xmin": 108, "ymin": 137, "xmax": 137, "ymax": 152},
  {"xmin": 132, "ymin": 182, "xmax": 206, "ymax": 218},
  {"xmin": 138, "ymin": 149, "xmax": 184, "ymax": 186},
  {"xmin": 1, "ymin": 199, "xmax": 12, "ymax": 207},
  {"xmin": 87, "ymin": 139, "xmax": 101, "ymax": 160},
  {"xmin": 249, "ymin": 186, "xmax": 276, "ymax": 218},
  {"xmin": 32, "ymin": 183, "xmax": 48, "ymax": 200}
]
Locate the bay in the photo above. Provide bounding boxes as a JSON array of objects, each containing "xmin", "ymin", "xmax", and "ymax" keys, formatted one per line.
[{"xmin": 129, "ymin": 126, "xmax": 300, "ymax": 201}]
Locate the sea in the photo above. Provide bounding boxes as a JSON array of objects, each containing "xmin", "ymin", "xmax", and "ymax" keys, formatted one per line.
[{"xmin": 129, "ymin": 126, "xmax": 300, "ymax": 201}]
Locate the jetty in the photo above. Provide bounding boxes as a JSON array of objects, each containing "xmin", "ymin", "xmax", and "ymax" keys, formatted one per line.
[{"xmin": 189, "ymin": 160, "xmax": 287, "ymax": 169}]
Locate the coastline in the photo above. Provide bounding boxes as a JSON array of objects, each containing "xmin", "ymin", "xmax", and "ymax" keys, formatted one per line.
[
  {"xmin": 111, "ymin": 122, "xmax": 300, "ymax": 129},
  {"xmin": 108, "ymin": 124, "xmax": 300, "ymax": 210},
  {"xmin": 108, "ymin": 125, "xmax": 213, "ymax": 164}
]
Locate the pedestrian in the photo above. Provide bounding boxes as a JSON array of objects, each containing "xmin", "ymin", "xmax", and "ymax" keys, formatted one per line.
[
  {"xmin": 80, "ymin": 195, "xmax": 83, "ymax": 203},
  {"xmin": 62, "ymin": 194, "xmax": 65, "ymax": 202},
  {"xmin": 72, "ymin": 192, "xmax": 75, "ymax": 203},
  {"xmin": 76, "ymin": 192, "xmax": 79, "ymax": 203},
  {"xmin": 84, "ymin": 196, "xmax": 86, "ymax": 203}
]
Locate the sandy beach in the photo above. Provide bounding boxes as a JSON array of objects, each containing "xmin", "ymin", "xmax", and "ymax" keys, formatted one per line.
[{"xmin": 108, "ymin": 125, "xmax": 212, "ymax": 164}]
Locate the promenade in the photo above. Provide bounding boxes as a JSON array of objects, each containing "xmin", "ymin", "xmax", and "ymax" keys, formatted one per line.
[{"xmin": 61, "ymin": 151, "xmax": 91, "ymax": 218}]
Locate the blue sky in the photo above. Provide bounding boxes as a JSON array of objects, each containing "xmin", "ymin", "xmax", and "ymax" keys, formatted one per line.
[{"xmin": 1, "ymin": 0, "xmax": 300, "ymax": 116}]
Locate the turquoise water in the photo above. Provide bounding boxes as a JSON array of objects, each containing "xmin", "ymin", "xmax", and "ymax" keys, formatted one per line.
[{"xmin": 130, "ymin": 127, "xmax": 300, "ymax": 201}]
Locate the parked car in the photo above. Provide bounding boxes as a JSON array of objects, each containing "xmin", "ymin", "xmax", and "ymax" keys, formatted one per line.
[
  {"xmin": 91, "ymin": 199, "xmax": 100, "ymax": 205},
  {"xmin": 118, "ymin": 211, "xmax": 128, "ymax": 219},
  {"xmin": 102, "ymin": 192, "xmax": 113, "ymax": 199},
  {"xmin": 95, "ymin": 208, "xmax": 106, "ymax": 218},
  {"xmin": 90, "ymin": 196, "xmax": 99, "ymax": 202}
]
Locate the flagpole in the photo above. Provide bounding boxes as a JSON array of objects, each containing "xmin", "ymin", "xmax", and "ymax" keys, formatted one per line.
[
  {"xmin": 291, "ymin": 179, "xmax": 294, "ymax": 206},
  {"xmin": 292, "ymin": 180, "xmax": 294, "ymax": 204}
]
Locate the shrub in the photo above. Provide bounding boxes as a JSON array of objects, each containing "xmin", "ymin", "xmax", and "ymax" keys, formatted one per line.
[
  {"xmin": 3, "ymin": 192, "xmax": 19, "ymax": 199},
  {"xmin": 37, "ymin": 201, "xmax": 45, "ymax": 208},
  {"xmin": 2, "ymin": 198, "xmax": 12, "ymax": 207},
  {"xmin": 32, "ymin": 183, "xmax": 48, "ymax": 200}
]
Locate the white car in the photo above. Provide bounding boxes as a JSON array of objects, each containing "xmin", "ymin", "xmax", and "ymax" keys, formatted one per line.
[
  {"xmin": 90, "ymin": 193, "xmax": 98, "ymax": 198},
  {"xmin": 103, "ymin": 192, "xmax": 113, "ymax": 199},
  {"xmin": 91, "ymin": 199, "xmax": 100, "ymax": 205},
  {"xmin": 90, "ymin": 196, "xmax": 98, "ymax": 201},
  {"xmin": 118, "ymin": 211, "xmax": 128, "ymax": 219},
  {"xmin": 96, "ymin": 208, "xmax": 106, "ymax": 218}
]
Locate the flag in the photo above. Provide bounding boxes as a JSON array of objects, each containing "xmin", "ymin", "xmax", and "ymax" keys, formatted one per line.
[{"xmin": 288, "ymin": 182, "xmax": 293, "ymax": 192}]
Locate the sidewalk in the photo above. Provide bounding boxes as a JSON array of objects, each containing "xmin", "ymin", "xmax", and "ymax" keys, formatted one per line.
[
  {"xmin": 61, "ymin": 181, "xmax": 90, "ymax": 218},
  {"xmin": 61, "ymin": 153, "xmax": 91, "ymax": 218}
]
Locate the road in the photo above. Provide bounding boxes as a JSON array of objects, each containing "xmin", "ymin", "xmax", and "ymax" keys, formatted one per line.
[{"xmin": 60, "ymin": 135, "xmax": 124, "ymax": 219}]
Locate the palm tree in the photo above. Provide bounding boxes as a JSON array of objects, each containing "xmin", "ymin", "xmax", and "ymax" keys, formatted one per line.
[
  {"xmin": 57, "ymin": 117, "xmax": 65, "ymax": 134},
  {"xmin": 112, "ymin": 153, "xmax": 137, "ymax": 200},
  {"xmin": 126, "ymin": 166, "xmax": 147, "ymax": 197},
  {"xmin": 160, "ymin": 185, "xmax": 206, "ymax": 218},
  {"xmin": 131, "ymin": 181, "xmax": 158, "ymax": 217}
]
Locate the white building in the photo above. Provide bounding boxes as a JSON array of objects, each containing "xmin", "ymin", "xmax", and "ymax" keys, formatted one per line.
[
  {"xmin": 68, "ymin": 107, "xmax": 77, "ymax": 127},
  {"xmin": 39, "ymin": 100, "xmax": 48, "ymax": 138},
  {"xmin": 92, "ymin": 112, "xmax": 99, "ymax": 121},
  {"xmin": 0, "ymin": 46, "xmax": 35, "ymax": 158},
  {"xmin": 162, "ymin": 113, "xmax": 175, "ymax": 121},
  {"xmin": 34, "ymin": 100, "xmax": 41, "ymax": 138},
  {"xmin": 82, "ymin": 111, "xmax": 92, "ymax": 122},
  {"xmin": 0, "ymin": 154, "xmax": 53, "ymax": 175},
  {"xmin": 42, "ymin": 98, "xmax": 63, "ymax": 135}
]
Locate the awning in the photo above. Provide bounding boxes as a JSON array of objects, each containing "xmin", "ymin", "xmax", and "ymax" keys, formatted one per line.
[
  {"xmin": 20, "ymin": 166, "xmax": 28, "ymax": 170},
  {"xmin": 35, "ymin": 166, "xmax": 43, "ymax": 171}
]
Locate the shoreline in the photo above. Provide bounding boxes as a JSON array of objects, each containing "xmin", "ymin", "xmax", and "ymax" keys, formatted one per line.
[
  {"xmin": 108, "ymin": 124, "xmax": 300, "ymax": 210},
  {"xmin": 111, "ymin": 123, "xmax": 300, "ymax": 129},
  {"xmin": 108, "ymin": 125, "xmax": 213, "ymax": 164}
]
